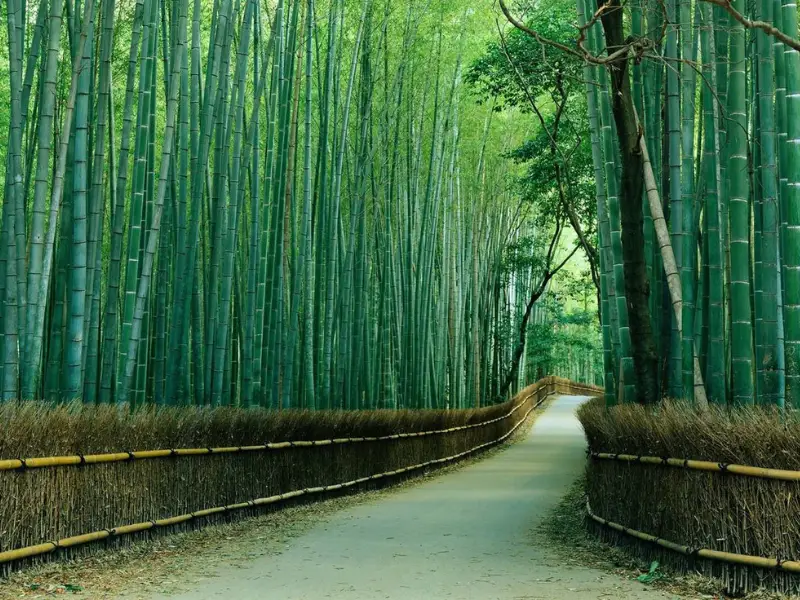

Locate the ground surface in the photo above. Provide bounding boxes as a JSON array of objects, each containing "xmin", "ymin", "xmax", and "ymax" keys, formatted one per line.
[{"xmin": 135, "ymin": 395, "xmax": 673, "ymax": 600}]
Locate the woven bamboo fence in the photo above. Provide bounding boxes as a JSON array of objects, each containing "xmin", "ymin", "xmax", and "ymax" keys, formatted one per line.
[
  {"xmin": 579, "ymin": 398, "xmax": 800, "ymax": 595},
  {"xmin": 0, "ymin": 376, "xmax": 597, "ymax": 573}
]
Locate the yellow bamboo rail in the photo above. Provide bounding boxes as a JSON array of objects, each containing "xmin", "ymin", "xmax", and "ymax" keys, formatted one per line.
[
  {"xmin": 590, "ymin": 452, "xmax": 800, "ymax": 482},
  {"xmin": 0, "ymin": 400, "xmax": 528, "ymax": 471},
  {"xmin": 0, "ymin": 378, "xmax": 598, "ymax": 473},
  {"xmin": 586, "ymin": 501, "xmax": 800, "ymax": 573},
  {"xmin": 0, "ymin": 382, "xmax": 553, "ymax": 566}
]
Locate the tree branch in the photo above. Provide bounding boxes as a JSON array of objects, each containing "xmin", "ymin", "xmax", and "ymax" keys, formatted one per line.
[
  {"xmin": 494, "ymin": 220, "xmax": 580, "ymax": 404},
  {"xmin": 497, "ymin": 0, "xmax": 651, "ymax": 66},
  {"xmin": 495, "ymin": 24, "xmax": 599, "ymax": 288},
  {"xmin": 701, "ymin": 0, "xmax": 800, "ymax": 52}
]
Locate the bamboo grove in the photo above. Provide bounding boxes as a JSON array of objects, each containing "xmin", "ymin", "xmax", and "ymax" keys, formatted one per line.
[
  {"xmin": 503, "ymin": 0, "xmax": 800, "ymax": 406},
  {"xmin": 0, "ymin": 0, "xmax": 596, "ymax": 408}
]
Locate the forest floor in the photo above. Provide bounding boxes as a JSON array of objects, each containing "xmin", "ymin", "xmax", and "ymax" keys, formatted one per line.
[{"xmin": 2, "ymin": 396, "xmax": 688, "ymax": 600}]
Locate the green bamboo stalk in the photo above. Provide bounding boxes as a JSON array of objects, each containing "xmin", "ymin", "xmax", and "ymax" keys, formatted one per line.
[
  {"xmin": 118, "ymin": 0, "xmax": 157, "ymax": 403},
  {"xmin": 755, "ymin": 0, "xmax": 780, "ymax": 405},
  {"xmin": 586, "ymin": 0, "xmax": 635, "ymax": 403},
  {"xmin": 119, "ymin": 0, "xmax": 188, "ymax": 401},
  {"xmin": 164, "ymin": 0, "xmax": 200, "ymax": 404},
  {"xmin": 577, "ymin": 0, "xmax": 614, "ymax": 404},
  {"xmin": 301, "ymin": 0, "xmax": 316, "ymax": 410},
  {"xmin": 23, "ymin": 0, "xmax": 66, "ymax": 399},
  {"xmin": 666, "ymin": 0, "xmax": 682, "ymax": 398},
  {"xmin": 6, "ymin": 0, "xmax": 27, "ymax": 392},
  {"xmin": 1, "ymin": 168, "xmax": 18, "ymax": 400},
  {"xmin": 210, "ymin": 0, "xmax": 257, "ymax": 407},
  {"xmin": 313, "ymin": 0, "xmax": 340, "ymax": 409},
  {"xmin": 242, "ymin": 3, "xmax": 261, "ymax": 408},
  {"xmin": 63, "ymin": 3, "xmax": 94, "ymax": 399},
  {"xmin": 268, "ymin": 0, "xmax": 301, "ymax": 409},
  {"xmin": 166, "ymin": 0, "xmax": 234, "ymax": 405},
  {"xmin": 29, "ymin": 0, "xmax": 96, "ymax": 403},
  {"xmin": 204, "ymin": 0, "xmax": 235, "ymax": 402},
  {"xmin": 256, "ymin": 0, "xmax": 284, "ymax": 408},
  {"xmin": 774, "ymin": 0, "xmax": 787, "ymax": 406},
  {"xmin": 679, "ymin": 0, "xmax": 697, "ymax": 401},
  {"xmin": 701, "ymin": 3, "xmax": 726, "ymax": 403},
  {"xmin": 250, "ymin": 5, "xmax": 272, "ymax": 405},
  {"xmin": 284, "ymin": 0, "xmax": 310, "ymax": 410},
  {"xmin": 727, "ymin": 0, "xmax": 754, "ymax": 405},
  {"xmin": 97, "ymin": 0, "xmax": 146, "ymax": 403},
  {"xmin": 781, "ymin": 0, "xmax": 800, "ymax": 406},
  {"xmin": 82, "ymin": 0, "xmax": 115, "ymax": 403}
]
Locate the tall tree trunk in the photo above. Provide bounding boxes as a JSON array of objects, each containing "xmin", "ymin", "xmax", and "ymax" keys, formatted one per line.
[{"xmin": 600, "ymin": 0, "xmax": 659, "ymax": 404}]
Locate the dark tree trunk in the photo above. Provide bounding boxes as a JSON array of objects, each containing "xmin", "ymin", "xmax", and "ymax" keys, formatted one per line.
[
  {"xmin": 496, "ymin": 287, "xmax": 539, "ymax": 402},
  {"xmin": 599, "ymin": 0, "xmax": 659, "ymax": 404}
]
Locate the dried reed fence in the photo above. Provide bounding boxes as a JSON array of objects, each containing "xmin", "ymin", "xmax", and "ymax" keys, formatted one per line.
[
  {"xmin": 0, "ymin": 376, "xmax": 596, "ymax": 574},
  {"xmin": 579, "ymin": 398, "xmax": 800, "ymax": 595}
]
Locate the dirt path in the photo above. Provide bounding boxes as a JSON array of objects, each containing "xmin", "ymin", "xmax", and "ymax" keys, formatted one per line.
[{"xmin": 142, "ymin": 396, "xmax": 672, "ymax": 600}]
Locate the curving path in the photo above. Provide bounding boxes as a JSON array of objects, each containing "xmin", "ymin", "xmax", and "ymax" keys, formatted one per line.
[{"xmin": 147, "ymin": 396, "xmax": 672, "ymax": 600}]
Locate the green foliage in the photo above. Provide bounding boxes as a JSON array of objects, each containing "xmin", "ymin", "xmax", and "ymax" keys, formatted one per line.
[
  {"xmin": 508, "ymin": 110, "xmax": 595, "ymax": 238},
  {"xmin": 465, "ymin": 0, "xmax": 581, "ymax": 109},
  {"xmin": 524, "ymin": 292, "xmax": 602, "ymax": 386},
  {"xmin": 637, "ymin": 561, "xmax": 664, "ymax": 584},
  {"xmin": 501, "ymin": 234, "xmax": 550, "ymax": 277},
  {"xmin": 467, "ymin": 0, "xmax": 596, "ymax": 259}
]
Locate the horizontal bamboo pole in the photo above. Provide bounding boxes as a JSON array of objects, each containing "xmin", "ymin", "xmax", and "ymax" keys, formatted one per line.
[
  {"xmin": 0, "ymin": 378, "xmax": 597, "ymax": 473},
  {"xmin": 590, "ymin": 452, "xmax": 800, "ymax": 482},
  {"xmin": 0, "ymin": 383, "xmax": 555, "ymax": 566},
  {"xmin": 586, "ymin": 501, "xmax": 800, "ymax": 573}
]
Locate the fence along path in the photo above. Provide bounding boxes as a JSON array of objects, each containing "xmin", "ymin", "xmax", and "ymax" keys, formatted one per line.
[
  {"xmin": 0, "ymin": 391, "xmax": 542, "ymax": 565},
  {"xmin": 142, "ymin": 395, "xmax": 669, "ymax": 600},
  {"xmin": 0, "ymin": 377, "xmax": 596, "ymax": 570}
]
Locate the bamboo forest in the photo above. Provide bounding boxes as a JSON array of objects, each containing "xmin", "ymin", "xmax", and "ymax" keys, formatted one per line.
[
  {"xmin": 5, "ymin": 0, "xmax": 800, "ymax": 411},
  {"xmin": 0, "ymin": 0, "xmax": 600, "ymax": 410}
]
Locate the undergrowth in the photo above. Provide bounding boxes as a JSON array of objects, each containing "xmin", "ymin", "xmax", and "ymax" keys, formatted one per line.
[{"xmin": 538, "ymin": 478, "xmax": 791, "ymax": 599}]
